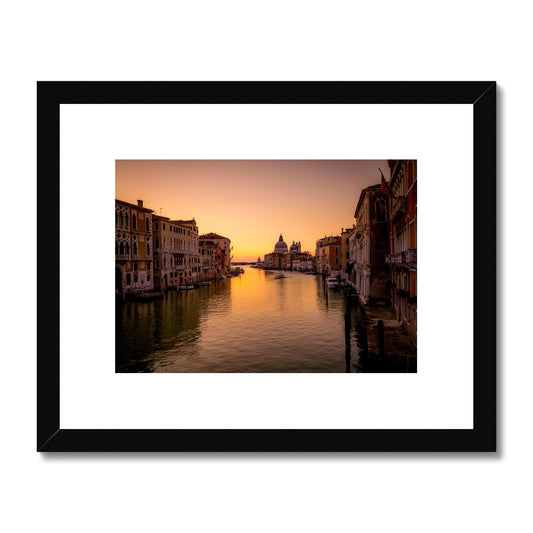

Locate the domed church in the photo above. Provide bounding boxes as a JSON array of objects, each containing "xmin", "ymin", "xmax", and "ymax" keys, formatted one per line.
[
  {"xmin": 274, "ymin": 234, "xmax": 289, "ymax": 254},
  {"xmin": 263, "ymin": 234, "xmax": 312, "ymax": 271}
]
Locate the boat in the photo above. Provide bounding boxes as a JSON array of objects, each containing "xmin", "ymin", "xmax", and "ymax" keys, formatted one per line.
[
  {"xmin": 196, "ymin": 281, "xmax": 211, "ymax": 286},
  {"xmin": 179, "ymin": 284, "xmax": 195, "ymax": 290},
  {"xmin": 325, "ymin": 276, "xmax": 340, "ymax": 289}
]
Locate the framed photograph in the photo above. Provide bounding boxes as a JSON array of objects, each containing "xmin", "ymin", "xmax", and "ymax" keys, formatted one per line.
[{"xmin": 37, "ymin": 81, "xmax": 496, "ymax": 452}]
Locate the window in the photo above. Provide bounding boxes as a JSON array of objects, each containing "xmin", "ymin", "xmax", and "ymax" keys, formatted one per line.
[
  {"xmin": 134, "ymin": 274, "xmax": 138, "ymax": 283},
  {"xmin": 155, "ymin": 222, "xmax": 159, "ymax": 230},
  {"xmin": 126, "ymin": 273, "xmax": 131, "ymax": 285},
  {"xmin": 146, "ymin": 218, "xmax": 150, "ymax": 232},
  {"xmin": 132, "ymin": 214, "xmax": 137, "ymax": 229},
  {"xmin": 134, "ymin": 263, "xmax": 138, "ymax": 271},
  {"xmin": 147, "ymin": 275, "xmax": 151, "ymax": 282}
]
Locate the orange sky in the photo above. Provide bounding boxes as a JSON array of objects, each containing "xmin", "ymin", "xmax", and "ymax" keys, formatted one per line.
[{"xmin": 116, "ymin": 160, "xmax": 390, "ymax": 262}]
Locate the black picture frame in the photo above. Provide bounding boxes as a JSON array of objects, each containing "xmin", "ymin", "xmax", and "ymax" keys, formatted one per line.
[{"xmin": 37, "ymin": 81, "xmax": 496, "ymax": 452}]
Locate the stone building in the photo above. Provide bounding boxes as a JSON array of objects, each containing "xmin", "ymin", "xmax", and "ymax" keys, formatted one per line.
[
  {"xmin": 315, "ymin": 236, "xmax": 341, "ymax": 274},
  {"xmin": 152, "ymin": 214, "xmax": 182, "ymax": 290},
  {"xmin": 172, "ymin": 219, "xmax": 200, "ymax": 284},
  {"xmin": 340, "ymin": 226, "xmax": 353, "ymax": 272},
  {"xmin": 384, "ymin": 160, "xmax": 417, "ymax": 343},
  {"xmin": 263, "ymin": 234, "xmax": 312, "ymax": 270},
  {"xmin": 350, "ymin": 184, "xmax": 389, "ymax": 305},
  {"xmin": 115, "ymin": 199, "xmax": 154, "ymax": 295},
  {"xmin": 199, "ymin": 237, "xmax": 219, "ymax": 281},
  {"xmin": 200, "ymin": 232, "xmax": 231, "ymax": 274}
]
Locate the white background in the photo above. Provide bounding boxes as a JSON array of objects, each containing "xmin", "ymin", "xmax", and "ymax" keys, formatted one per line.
[
  {"xmin": 1, "ymin": 2, "xmax": 528, "ymax": 533},
  {"xmin": 60, "ymin": 104, "xmax": 472, "ymax": 430}
]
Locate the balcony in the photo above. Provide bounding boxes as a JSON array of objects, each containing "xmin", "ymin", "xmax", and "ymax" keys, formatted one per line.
[
  {"xmin": 116, "ymin": 253, "xmax": 130, "ymax": 261},
  {"xmin": 386, "ymin": 252, "xmax": 404, "ymax": 264},
  {"xmin": 385, "ymin": 249, "xmax": 417, "ymax": 268}
]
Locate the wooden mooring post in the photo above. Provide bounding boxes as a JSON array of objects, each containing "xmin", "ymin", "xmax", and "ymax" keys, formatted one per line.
[{"xmin": 377, "ymin": 319, "xmax": 384, "ymax": 356}]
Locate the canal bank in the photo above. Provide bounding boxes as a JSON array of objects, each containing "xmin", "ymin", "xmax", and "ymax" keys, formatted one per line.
[{"xmin": 342, "ymin": 282, "xmax": 417, "ymax": 372}]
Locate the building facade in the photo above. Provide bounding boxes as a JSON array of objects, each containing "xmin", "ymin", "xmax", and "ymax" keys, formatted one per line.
[
  {"xmin": 200, "ymin": 232, "xmax": 231, "ymax": 274},
  {"xmin": 115, "ymin": 199, "xmax": 154, "ymax": 295},
  {"xmin": 199, "ymin": 237, "xmax": 219, "ymax": 281},
  {"xmin": 385, "ymin": 160, "xmax": 417, "ymax": 343},
  {"xmin": 315, "ymin": 236, "xmax": 341, "ymax": 274},
  {"xmin": 350, "ymin": 185, "xmax": 389, "ymax": 305},
  {"xmin": 152, "ymin": 214, "xmax": 182, "ymax": 290},
  {"xmin": 172, "ymin": 219, "xmax": 200, "ymax": 283},
  {"xmin": 340, "ymin": 226, "xmax": 354, "ymax": 272}
]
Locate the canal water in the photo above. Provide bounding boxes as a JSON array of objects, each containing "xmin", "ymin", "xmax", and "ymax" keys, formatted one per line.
[{"xmin": 116, "ymin": 267, "xmax": 368, "ymax": 373}]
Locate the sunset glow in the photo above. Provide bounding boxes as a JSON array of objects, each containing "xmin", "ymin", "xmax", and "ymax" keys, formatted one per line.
[{"xmin": 116, "ymin": 160, "xmax": 390, "ymax": 262}]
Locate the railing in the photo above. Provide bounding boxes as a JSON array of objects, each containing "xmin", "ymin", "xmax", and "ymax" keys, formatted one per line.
[
  {"xmin": 386, "ymin": 252, "xmax": 404, "ymax": 264},
  {"xmin": 116, "ymin": 253, "xmax": 130, "ymax": 261},
  {"xmin": 385, "ymin": 249, "xmax": 417, "ymax": 265}
]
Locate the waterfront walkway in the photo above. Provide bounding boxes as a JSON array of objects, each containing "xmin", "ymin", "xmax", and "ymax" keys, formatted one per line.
[
  {"xmin": 343, "ymin": 281, "xmax": 417, "ymax": 371},
  {"xmin": 364, "ymin": 306, "xmax": 417, "ymax": 359}
]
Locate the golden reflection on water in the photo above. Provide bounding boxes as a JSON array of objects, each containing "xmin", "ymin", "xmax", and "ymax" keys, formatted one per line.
[{"xmin": 116, "ymin": 267, "xmax": 364, "ymax": 373}]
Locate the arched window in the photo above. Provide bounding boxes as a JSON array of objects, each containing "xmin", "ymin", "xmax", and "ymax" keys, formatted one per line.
[
  {"xmin": 147, "ymin": 243, "xmax": 150, "ymax": 256},
  {"xmin": 125, "ymin": 242, "xmax": 129, "ymax": 255},
  {"xmin": 133, "ymin": 242, "xmax": 137, "ymax": 256},
  {"xmin": 155, "ymin": 238, "xmax": 159, "ymax": 249},
  {"xmin": 115, "ymin": 241, "xmax": 119, "ymax": 255},
  {"xmin": 145, "ymin": 217, "xmax": 150, "ymax": 232},
  {"xmin": 132, "ymin": 214, "xmax": 137, "ymax": 230},
  {"xmin": 120, "ymin": 212, "xmax": 123, "ymax": 226},
  {"xmin": 119, "ymin": 242, "xmax": 124, "ymax": 255}
]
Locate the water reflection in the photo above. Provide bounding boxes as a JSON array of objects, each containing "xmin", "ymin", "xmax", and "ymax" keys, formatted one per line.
[{"xmin": 116, "ymin": 267, "xmax": 367, "ymax": 373}]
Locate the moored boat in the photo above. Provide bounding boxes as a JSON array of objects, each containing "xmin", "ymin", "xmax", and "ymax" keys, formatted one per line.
[{"xmin": 325, "ymin": 276, "xmax": 340, "ymax": 289}]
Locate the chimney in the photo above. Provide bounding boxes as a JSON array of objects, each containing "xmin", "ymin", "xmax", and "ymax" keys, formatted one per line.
[{"xmin": 137, "ymin": 200, "xmax": 143, "ymax": 208}]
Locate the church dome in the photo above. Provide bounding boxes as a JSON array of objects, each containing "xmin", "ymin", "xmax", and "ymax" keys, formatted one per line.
[
  {"xmin": 290, "ymin": 241, "xmax": 299, "ymax": 252},
  {"xmin": 274, "ymin": 234, "xmax": 288, "ymax": 254}
]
